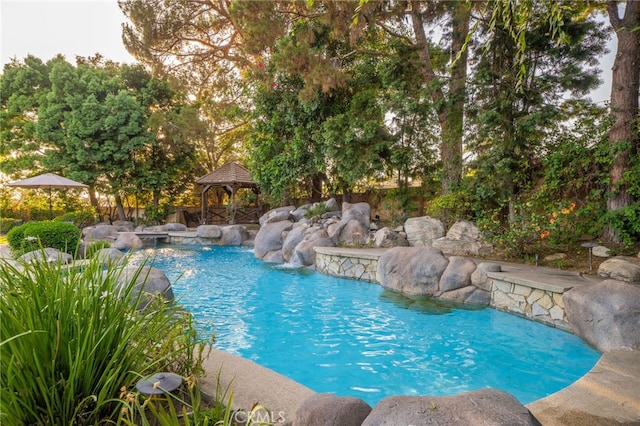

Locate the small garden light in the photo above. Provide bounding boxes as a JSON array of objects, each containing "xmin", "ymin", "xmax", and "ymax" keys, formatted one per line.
[
  {"xmin": 136, "ymin": 372, "xmax": 183, "ymax": 395},
  {"xmin": 580, "ymin": 242, "xmax": 599, "ymax": 271}
]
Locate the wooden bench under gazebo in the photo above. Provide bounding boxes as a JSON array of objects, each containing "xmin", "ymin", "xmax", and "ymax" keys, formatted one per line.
[{"xmin": 196, "ymin": 162, "xmax": 262, "ymax": 225}]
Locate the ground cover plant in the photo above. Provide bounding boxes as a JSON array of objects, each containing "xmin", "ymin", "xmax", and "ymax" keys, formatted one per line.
[{"xmin": 0, "ymin": 253, "xmax": 214, "ymax": 425}]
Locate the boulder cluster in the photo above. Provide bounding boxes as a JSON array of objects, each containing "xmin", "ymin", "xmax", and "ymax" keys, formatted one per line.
[
  {"xmin": 377, "ymin": 247, "xmax": 498, "ymax": 306},
  {"xmin": 292, "ymin": 389, "xmax": 541, "ymax": 426},
  {"xmin": 253, "ymin": 200, "xmax": 499, "ymax": 305},
  {"xmin": 253, "ymin": 199, "xmax": 492, "ymax": 266},
  {"xmin": 253, "ymin": 199, "xmax": 370, "ymax": 266}
]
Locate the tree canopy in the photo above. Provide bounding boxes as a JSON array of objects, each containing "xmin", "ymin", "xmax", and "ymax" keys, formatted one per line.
[{"xmin": 2, "ymin": 0, "xmax": 638, "ymax": 244}]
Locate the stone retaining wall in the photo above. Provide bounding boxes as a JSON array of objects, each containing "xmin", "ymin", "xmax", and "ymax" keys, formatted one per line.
[
  {"xmin": 314, "ymin": 247, "xmax": 384, "ymax": 283},
  {"xmin": 168, "ymin": 232, "xmax": 214, "ymax": 246},
  {"xmin": 489, "ymin": 278, "xmax": 568, "ymax": 330}
]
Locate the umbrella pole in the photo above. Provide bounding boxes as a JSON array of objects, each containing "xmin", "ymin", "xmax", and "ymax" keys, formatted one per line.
[{"xmin": 49, "ymin": 187, "xmax": 53, "ymax": 220}]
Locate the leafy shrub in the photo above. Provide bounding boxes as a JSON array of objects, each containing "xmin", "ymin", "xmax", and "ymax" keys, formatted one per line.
[
  {"xmin": 425, "ymin": 190, "xmax": 471, "ymax": 227},
  {"xmin": 56, "ymin": 210, "xmax": 98, "ymax": 228},
  {"xmin": 7, "ymin": 220, "xmax": 81, "ymax": 256},
  {"xmin": 0, "ymin": 255, "xmax": 212, "ymax": 425},
  {"xmin": 305, "ymin": 202, "xmax": 332, "ymax": 218},
  {"xmin": 5, "ymin": 224, "xmax": 27, "ymax": 253},
  {"xmin": 0, "ymin": 218, "xmax": 22, "ymax": 234},
  {"xmin": 478, "ymin": 200, "xmax": 578, "ymax": 258}
]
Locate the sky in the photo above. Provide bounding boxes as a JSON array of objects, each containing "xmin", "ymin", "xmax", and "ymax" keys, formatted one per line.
[
  {"xmin": 1, "ymin": 0, "xmax": 136, "ymax": 66},
  {"xmin": 1, "ymin": 0, "xmax": 616, "ymax": 104}
]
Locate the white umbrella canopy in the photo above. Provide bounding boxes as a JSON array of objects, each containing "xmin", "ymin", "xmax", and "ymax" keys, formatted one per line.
[{"xmin": 8, "ymin": 173, "xmax": 89, "ymax": 219}]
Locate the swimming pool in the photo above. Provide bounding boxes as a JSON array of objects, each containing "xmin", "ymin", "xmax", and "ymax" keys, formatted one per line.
[{"xmin": 134, "ymin": 245, "xmax": 600, "ymax": 406}]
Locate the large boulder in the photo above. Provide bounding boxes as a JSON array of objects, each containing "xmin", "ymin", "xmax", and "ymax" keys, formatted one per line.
[
  {"xmin": 404, "ymin": 216, "xmax": 445, "ymax": 246},
  {"xmin": 334, "ymin": 219, "xmax": 369, "ymax": 246},
  {"xmin": 112, "ymin": 220, "xmax": 135, "ymax": 230},
  {"xmin": 290, "ymin": 232, "xmax": 334, "ymax": 267},
  {"xmin": 19, "ymin": 248, "xmax": 72, "ymax": 264},
  {"xmin": 92, "ymin": 248, "xmax": 125, "ymax": 265},
  {"xmin": 327, "ymin": 202, "xmax": 371, "ymax": 246},
  {"xmin": 220, "ymin": 225, "xmax": 250, "ymax": 246},
  {"xmin": 598, "ymin": 257, "xmax": 640, "ymax": 283},
  {"xmin": 254, "ymin": 220, "xmax": 294, "ymax": 259},
  {"xmin": 361, "ymin": 389, "xmax": 541, "ymax": 426},
  {"xmin": 291, "ymin": 205, "xmax": 312, "ymax": 222},
  {"xmin": 117, "ymin": 265, "xmax": 174, "ymax": 310},
  {"xmin": 373, "ymin": 227, "xmax": 409, "ymax": 248},
  {"xmin": 564, "ymin": 279, "xmax": 640, "ymax": 351},
  {"xmin": 432, "ymin": 220, "xmax": 492, "ymax": 256},
  {"xmin": 83, "ymin": 224, "xmax": 126, "ymax": 242},
  {"xmin": 196, "ymin": 225, "xmax": 222, "ymax": 239},
  {"xmin": 377, "ymin": 246, "xmax": 449, "ymax": 296},
  {"xmin": 323, "ymin": 197, "xmax": 340, "ymax": 212},
  {"xmin": 282, "ymin": 223, "xmax": 310, "ymax": 262},
  {"xmin": 471, "ymin": 262, "xmax": 502, "ymax": 291},
  {"xmin": 294, "ymin": 393, "xmax": 371, "ymax": 426},
  {"xmin": 111, "ymin": 232, "xmax": 143, "ymax": 251},
  {"xmin": 259, "ymin": 206, "xmax": 295, "ymax": 226},
  {"xmin": 438, "ymin": 256, "xmax": 477, "ymax": 293}
]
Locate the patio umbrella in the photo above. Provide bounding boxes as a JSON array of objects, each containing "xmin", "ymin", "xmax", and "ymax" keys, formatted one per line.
[{"xmin": 8, "ymin": 173, "xmax": 88, "ymax": 219}]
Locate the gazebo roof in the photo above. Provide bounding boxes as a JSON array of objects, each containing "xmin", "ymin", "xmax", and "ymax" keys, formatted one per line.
[{"xmin": 195, "ymin": 162, "xmax": 257, "ymax": 187}]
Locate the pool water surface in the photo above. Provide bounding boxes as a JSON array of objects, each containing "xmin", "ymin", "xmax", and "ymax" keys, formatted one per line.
[{"xmin": 134, "ymin": 245, "xmax": 600, "ymax": 406}]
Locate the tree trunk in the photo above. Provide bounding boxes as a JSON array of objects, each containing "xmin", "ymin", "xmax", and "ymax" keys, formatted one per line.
[
  {"xmin": 603, "ymin": 1, "xmax": 640, "ymax": 242},
  {"xmin": 114, "ymin": 193, "xmax": 127, "ymax": 222},
  {"xmin": 88, "ymin": 185, "xmax": 100, "ymax": 219},
  {"xmin": 441, "ymin": 1, "xmax": 469, "ymax": 194},
  {"xmin": 410, "ymin": 1, "xmax": 469, "ymax": 195},
  {"xmin": 310, "ymin": 173, "xmax": 324, "ymax": 202}
]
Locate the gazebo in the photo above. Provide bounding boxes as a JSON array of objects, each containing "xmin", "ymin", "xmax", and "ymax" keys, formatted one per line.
[{"xmin": 195, "ymin": 162, "xmax": 261, "ymax": 224}]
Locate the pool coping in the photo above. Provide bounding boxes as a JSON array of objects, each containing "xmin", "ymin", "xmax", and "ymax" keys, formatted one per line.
[{"xmin": 198, "ymin": 347, "xmax": 640, "ymax": 425}]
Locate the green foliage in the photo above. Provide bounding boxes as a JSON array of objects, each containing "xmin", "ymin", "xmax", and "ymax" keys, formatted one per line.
[
  {"xmin": 0, "ymin": 255, "xmax": 212, "ymax": 425},
  {"xmin": 478, "ymin": 200, "xmax": 578, "ymax": 258},
  {"xmin": 0, "ymin": 218, "xmax": 21, "ymax": 234},
  {"xmin": 305, "ymin": 202, "xmax": 332, "ymax": 219},
  {"xmin": 142, "ymin": 203, "xmax": 172, "ymax": 225},
  {"xmin": 600, "ymin": 203, "xmax": 640, "ymax": 246},
  {"xmin": 84, "ymin": 240, "xmax": 112, "ymax": 259},
  {"xmin": 246, "ymin": 73, "xmax": 332, "ymax": 202},
  {"xmin": 2, "ymin": 55, "xmax": 199, "ymax": 221},
  {"xmin": 55, "ymin": 210, "xmax": 98, "ymax": 228},
  {"xmin": 6, "ymin": 220, "xmax": 81, "ymax": 256},
  {"xmin": 467, "ymin": 7, "xmax": 608, "ymax": 206},
  {"xmin": 425, "ymin": 191, "xmax": 472, "ymax": 228}
]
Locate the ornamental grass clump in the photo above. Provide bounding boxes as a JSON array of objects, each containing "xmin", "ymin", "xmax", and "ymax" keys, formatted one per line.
[{"xmin": 0, "ymin": 253, "xmax": 212, "ymax": 425}]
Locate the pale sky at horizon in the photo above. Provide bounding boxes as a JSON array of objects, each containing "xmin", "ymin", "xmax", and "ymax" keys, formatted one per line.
[
  {"xmin": 1, "ymin": 0, "xmax": 136, "ymax": 66},
  {"xmin": 1, "ymin": 0, "xmax": 616, "ymax": 104}
]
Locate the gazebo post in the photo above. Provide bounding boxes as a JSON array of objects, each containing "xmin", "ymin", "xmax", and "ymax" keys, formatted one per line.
[
  {"xmin": 201, "ymin": 185, "xmax": 211, "ymax": 224},
  {"xmin": 229, "ymin": 183, "xmax": 238, "ymax": 224}
]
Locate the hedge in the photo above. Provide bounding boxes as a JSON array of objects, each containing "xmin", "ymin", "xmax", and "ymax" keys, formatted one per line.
[{"xmin": 7, "ymin": 221, "xmax": 81, "ymax": 256}]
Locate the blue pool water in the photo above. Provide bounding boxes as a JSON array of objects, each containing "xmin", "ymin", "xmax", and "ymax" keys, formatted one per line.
[{"xmin": 134, "ymin": 245, "xmax": 600, "ymax": 406}]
